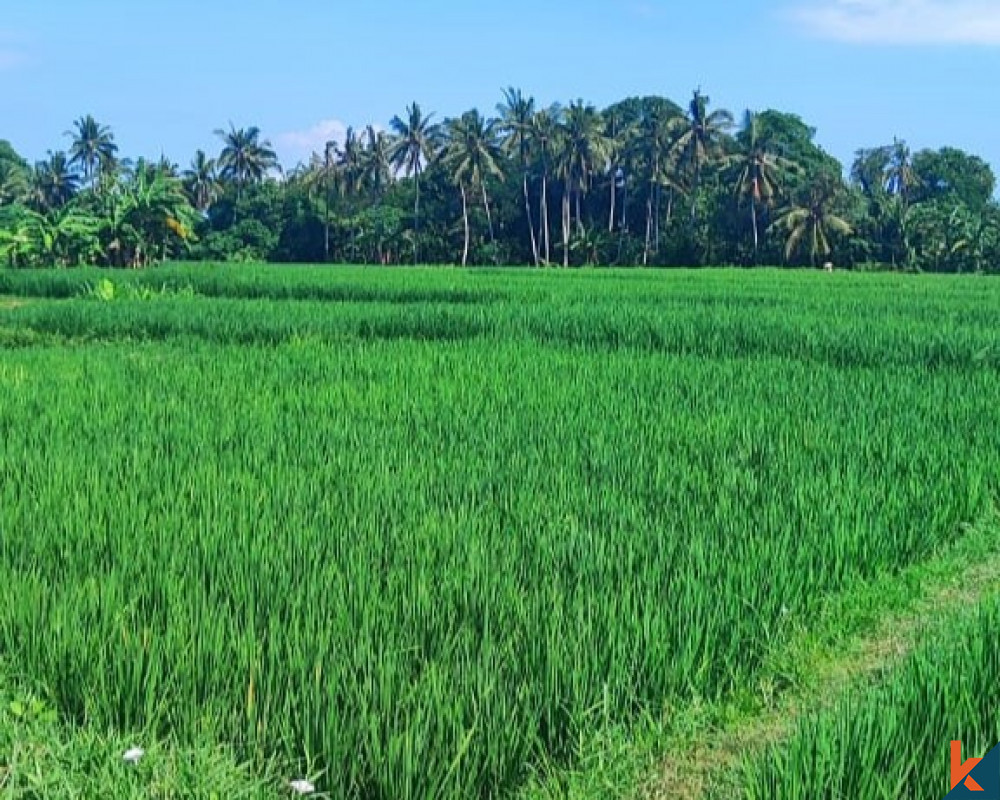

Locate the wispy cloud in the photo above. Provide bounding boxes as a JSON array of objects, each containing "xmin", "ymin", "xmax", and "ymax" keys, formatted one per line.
[
  {"xmin": 793, "ymin": 0, "xmax": 1000, "ymax": 44},
  {"xmin": 626, "ymin": 2, "xmax": 664, "ymax": 19},
  {"xmin": 275, "ymin": 119, "xmax": 349, "ymax": 166},
  {"xmin": 0, "ymin": 30, "xmax": 26, "ymax": 69}
]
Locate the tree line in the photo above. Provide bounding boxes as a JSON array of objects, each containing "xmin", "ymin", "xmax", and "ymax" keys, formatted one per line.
[{"xmin": 1, "ymin": 89, "xmax": 998, "ymax": 271}]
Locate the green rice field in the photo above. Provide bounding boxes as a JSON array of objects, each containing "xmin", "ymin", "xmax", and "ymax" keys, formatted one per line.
[
  {"xmin": 743, "ymin": 592, "xmax": 1000, "ymax": 800},
  {"xmin": 1, "ymin": 265, "xmax": 999, "ymax": 798}
]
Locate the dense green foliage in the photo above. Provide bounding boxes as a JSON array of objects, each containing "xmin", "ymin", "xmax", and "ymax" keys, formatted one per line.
[
  {"xmin": 743, "ymin": 593, "xmax": 1000, "ymax": 799},
  {"xmin": 1, "ymin": 267, "xmax": 999, "ymax": 798},
  {"xmin": 2, "ymin": 90, "xmax": 999, "ymax": 270},
  {"xmin": 0, "ymin": 659, "xmax": 278, "ymax": 799}
]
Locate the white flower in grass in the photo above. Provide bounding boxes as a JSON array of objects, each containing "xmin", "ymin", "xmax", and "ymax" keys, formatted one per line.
[
  {"xmin": 122, "ymin": 746, "xmax": 145, "ymax": 764},
  {"xmin": 289, "ymin": 778, "xmax": 316, "ymax": 795}
]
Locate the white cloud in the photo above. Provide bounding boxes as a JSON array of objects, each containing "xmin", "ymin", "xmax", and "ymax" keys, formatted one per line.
[
  {"xmin": 275, "ymin": 119, "xmax": 349, "ymax": 167},
  {"xmin": 793, "ymin": 0, "xmax": 1000, "ymax": 44},
  {"xmin": 627, "ymin": 2, "xmax": 663, "ymax": 19},
  {"xmin": 274, "ymin": 119, "xmax": 390, "ymax": 170},
  {"xmin": 0, "ymin": 30, "xmax": 25, "ymax": 69}
]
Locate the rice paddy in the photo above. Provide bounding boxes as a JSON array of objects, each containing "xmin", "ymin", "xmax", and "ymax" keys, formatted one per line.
[
  {"xmin": 0, "ymin": 265, "xmax": 998, "ymax": 798},
  {"xmin": 742, "ymin": 591, "xmax": 1000, "ymax": 800}
]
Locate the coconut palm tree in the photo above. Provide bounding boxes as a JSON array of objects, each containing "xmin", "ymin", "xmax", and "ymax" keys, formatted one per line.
[
  {"xmin": 214, "ymin": 124, "xmax": 279, "ymax": 198},
  {"xmin": 31, "ymin": 152, "xmax": 79, "ymax": 211},
  {"xmin": 183, "ymin": 150, "xmax": 221, "ymax": 212},
  {"xmin": 851, "ymin": 146, "xmax": 892, "ymax": 198},
  {"xmin": 497, "ymin": 87, "xmax": 539, "ymax": 265},
  {"xmin": 602, "ymin": 109, "xmax": 630, "ymax": 235},
  {"xmin": 852, "ymin": 139, "xmax": 920, "ymax": 203},
  {"xmin": 729, "ymin": 110, "xmax": 800, "ymax": 255},
  {"xmin": 670, "ymin": 89, "xmax": 734, "ymax": 221},
  {"xmin": 337, "ymin": 127, "xmax": 367, "ymax": 259},
  {"xmin": 851, "ymin": 143, "xmax": 917, "ymax": 266},
  {"xmin": 287, "ymin": 147, "xmax": 339, "ymax": 262},
  {"xmin": 67, "ymin": 115, "xmax": 118, "ymax": 190},
  {"xmin": 155, "ymin": 155, "xmax": 180, "ymax": 179},
  {"xmin": 886, "ymin": 138, "xmax": 920, "ymax": 205},
  {"xmin": 337, "ymin": 127, "xmax": 365, "ymax": 198},
  {"xmin": 322, "ymin": 141, "xmax": 338, "ymax": 262},
  {"xmin": 770, "ymin": 177, "xmax": 853, "ymax": 267},
  {"xmin": 556, "ymin": 101, "xmax": 610, "ymax": 266},
  {"xmin": 628, "ymin": 105, "xmax": 686, "ymax": 264},
  {"xmin": 361, "ymin": 126, "xmax": 393, "ymax": 199},
  {"xmin": 441, "ymin": 110, "xmax": 504, "ymax": 266},
  {"xmin": 530, "ymin": 105, "xmax": 561, "ymax": 265},
  {"xmin": 389, "ymin": 103, "xmax": 441, "ymax": 264}
]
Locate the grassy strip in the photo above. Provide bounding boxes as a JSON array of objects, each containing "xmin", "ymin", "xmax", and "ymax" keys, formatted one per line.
[
  {"xmin": 2, "ymin": 289, "xmax": 999, "ymax": 370},
  {"xmin": 0, "ymin": 661, "xmax": 284, "ymax": 799},
  {"xmin": 519, "ymin": 511, "xmax": 1000, "ymax": 800},
  {"xmin": 739, "ymin": 563, "xmax": 1000, "ymax": 799}
]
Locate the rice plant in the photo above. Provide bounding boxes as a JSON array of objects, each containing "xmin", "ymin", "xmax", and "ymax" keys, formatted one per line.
[
  {"xmin": 0, "ymin": 267, "xmax": 998, "ymax": 797},
  {"xmin": 742, "ymin": 596, "xmax": 1000, "ymax": 800}
]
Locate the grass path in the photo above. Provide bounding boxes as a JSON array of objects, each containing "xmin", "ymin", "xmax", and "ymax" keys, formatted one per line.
[
  {"xmin": 0, "ymin": 675, "xmax": 282, "ymax": 799},
  {"xmin": 641, "ymin": 514, "xmax": 1000, "ymax": 799}
]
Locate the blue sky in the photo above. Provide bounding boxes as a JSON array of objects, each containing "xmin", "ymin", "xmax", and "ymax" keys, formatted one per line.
[{"xmin": 3, "ymin": 0, "xmax": 1000, "ymax": 180}]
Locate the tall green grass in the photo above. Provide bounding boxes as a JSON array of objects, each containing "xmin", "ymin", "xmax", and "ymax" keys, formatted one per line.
[
  {"xmin": 0, "ymin": 268, "xmax": 998, "ymax": 797},
  {"xmin": 742, "ymin": 594, "xmax": 1000, "ymax": 799},
  {"xmin": 0, "ymin": 658, "xmax": 278, "ymax": 799},
  {"xmin": 3, "ymin": 285, "xmax": 999, "ymax": 369}
]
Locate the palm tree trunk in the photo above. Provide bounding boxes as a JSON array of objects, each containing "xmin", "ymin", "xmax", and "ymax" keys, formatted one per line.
[
  {"xmin": 413, "ymin": 173, "xmax": 421, "ymax": 265},
  {"xmin": 523, "ymin": 171, "xmax": 539, "ymax": 266},
  {"xmin": 562, "ymin": 186, "xmax": 571, "ymax": 268},
  {"xmin": 541, "ymin": 173, "xmax": 551, "ymax": 265},
  {"xmin": 655, "ymin": 184, "xmax": 661, "ymax": 253},
  {"xmin": 608, "ymin": 173, "xmax": 616, "ymax": 233},
  {"xmin": 751, "ymin": 195, "xmax": 759, "ymax": 257},
  {"xmin": 481, "ymin": 183, "xmax": 495, "ymax": 246},
  {"xmin": 324, "ymin": 192, "xmax": 331, "ymax": 263},
  {"xmin": 690, "ymin": 167, "xmax": 699, "ymax": 223},
  {"xmin": 643, "ymin": 189, "xmax": 653, "ymax": 266},
  {"xmin": 460, "ymin": 183, "xmax": 470, "ymax": 267}
]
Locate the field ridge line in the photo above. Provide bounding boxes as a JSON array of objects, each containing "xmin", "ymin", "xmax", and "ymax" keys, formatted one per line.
[{"xmin": 641, "ymin": 516, "xmax": 1000, "ymax": 800}]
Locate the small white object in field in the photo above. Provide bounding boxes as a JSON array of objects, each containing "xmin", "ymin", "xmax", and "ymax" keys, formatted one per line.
[
  {"xmin": 823, "ymin": 261, "xmax": 834, "ymax": 272},
  {"xmin": 289, "ymin": 779, "xmax": 316, "ymax": 795},
  {"xmin": 122, "ymin": 746, "xmax": 145, "ymax": 764}
]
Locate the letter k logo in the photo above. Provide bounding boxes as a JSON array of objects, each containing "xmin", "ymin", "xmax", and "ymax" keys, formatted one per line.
[{"xmin": 953, "ymin": 741, "xmax": 985, "ymax": 792}]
